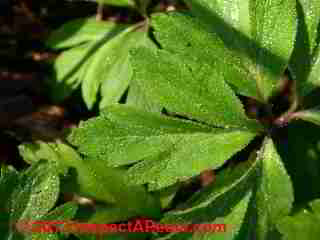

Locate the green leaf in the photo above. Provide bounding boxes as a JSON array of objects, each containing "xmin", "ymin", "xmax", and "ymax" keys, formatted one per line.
[
  {"xmin": 68, "ymin": 104, "xmax": 257, "ymax": 190},
  {"xmin": 87, "ymin": 205, "xmax": 137, "ymax": 224},
  {"xmin": 191, "ymin": 191, "xmax": 252, "ymax": 240},
  {"xmin": 25, "ymin": 202, "xmax": 78, "ymax": 240},
  {"xmin": 99, "ymin": 28, "xmax": 156, "ymax": 110},
  {"xmin": 19, "ymin": 141, "xmax": 69, "ymax": 175},
  {"xmin": 157, "ymin": 184, "xmax": 180, "ymax": 209},
  {"xmin": 46, "ymin": 18, "xmax": 136, "ymax": 107},
  {"xmin": 156, "ymin": 158, "xmax": 257, "ymax": 240},
  {"xmin": 277, "ymin": 199, "xmax": 320, "ymax": 240},
  {"xmin": 305, "ymin": 48, "xmax": 320, "ymax": 95},
  {"xmin": 81, "ymin": 23, "xmax": 149, "ymax": 109},
  {"xmin": 184, "ymin": 0, "xmax": 297, "ymax": 101},
  {"xmin": 0, "ymin": 165, "xmax": 19, "ymax": 206},
  {"xmin": 250, "ymin": 0, "xmax": 296, "ymax": 100},
  {"xmin": 289, "ymin": 0, "xmax": 320, "ymax": 96},
  {"xmin": 130, "ymin": 46, "xmax": 261, "ymax": 130},
  {"xmin": 126, "ymin": 38, "xmax": 160, "ymax": 113},
  {"xmin": 150, "ymin": 12, "xmax": 259, "ymax": 101},
  {"xmin": 20, "ymin": 140, "xmax": 161, "ymax": 218},
  {"xmin": 298, "ymin": 0, "xmax": 320, "ymax": 51},
  {"xmin": 0, "ymin": 161, "xmax": 60, "ymax": 239},
  {"xmin": 162, "ymin": 154, "xmax": 258, "ymax": 224},
  {"xmin": 41, "ymin": 202, "xmax": 78, "ymax": 221},
  {"xmin": 46, "ymin": 18, "xmax": 126, "ymax": 49},
  {"xmin": 48, "ymin": 19, "xmax": 151, "ymax": 109},
  {"xmin": 95, "ymin": 0, "xmax": 135, "ymax": 7},
  {"xmin": 0, "ymin": 165, "xmax": 19, "ymax": 238},
  {"xmin": 10, "ymin": 161, "xmax": 60, "ymax": 222},
  {"xmin": 26, "ymin": 233, "xmax": 59, "ymax": 240},
  {"xmin": 254, "ymin": 137, "xmax": 294, "ymax": 239},
  {"xmin": 291, "ymin": 107, "xmax": 320, "ymax": 126},
  {"xmin": 68, "ymin": 104, "xmax": 213, "ymax": 166},
  {"xmin": 183, "ymin": 0, "xmax": 251, "ymax": 40},
  {"xmin": 127, "ymin": 126, "xmax": 253, "ymax": 189},
  {"xmin": 48, "ymin": 43, "xmax": 92, "ymax": 102},
  {"xmin": 126, "ymin": 78, "xmax": 162, "ymax": 113}
]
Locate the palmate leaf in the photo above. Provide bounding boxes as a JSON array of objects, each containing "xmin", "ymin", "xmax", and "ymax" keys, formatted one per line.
[
  {"xmin": 47, "ymin": 18, "xmax": 128, "ymax": 105},
  {"xmin": 130, "ymin": 46, "xmax": 261, "ymax": 130},
  {"xmin": 184, "ymin": 0, "xmax": 297, "ymax": 101},
  {"xmin": 81, "ymin": 24, "xmax": 151, "ymax": 109},
  {"xmin": 289, "ymin": 0, "xmax": 320, "ymax": 96},
  {"xmin": 46, "ymin": 17, "xmax": 150, "ymax": 109},
  {"xmin": 68, "ymin": 104, "xmax": 258, "ymax": 190},
  {"xmin": 276, "ymin": 199, "xmax": 320, "ymax": 240},
  {"xmin": 0, "ymin": 162, "xmax": 60, "ymax": 240}
]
